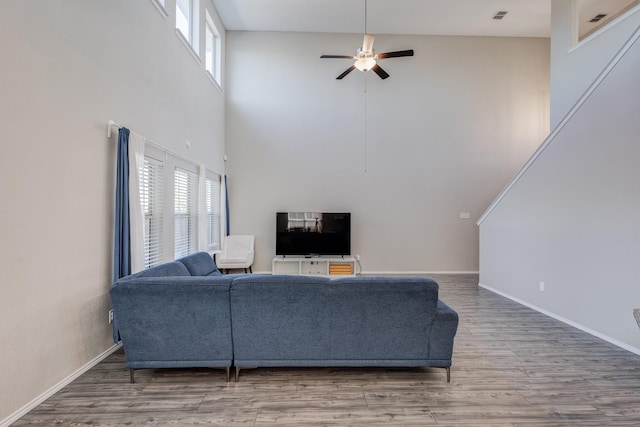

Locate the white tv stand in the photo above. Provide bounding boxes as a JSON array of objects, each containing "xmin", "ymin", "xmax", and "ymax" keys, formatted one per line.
[{"xmin": 272, "ymin": 255, "xmax": 356, "ymax": 277}]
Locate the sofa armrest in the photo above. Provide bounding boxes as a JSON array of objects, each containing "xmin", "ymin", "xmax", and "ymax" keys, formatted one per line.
[{"xmin": 427, "ymin": 300, "xmax": 459, "ymax": 363}]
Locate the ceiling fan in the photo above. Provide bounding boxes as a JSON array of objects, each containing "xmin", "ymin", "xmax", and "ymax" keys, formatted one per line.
[
  {"xmin": 321, "ymin": 34, "xmax": 414, "ymax": 80},
  {"xmin": 320, "ymin": 0, "xmax": 414, "ymax": 80}
]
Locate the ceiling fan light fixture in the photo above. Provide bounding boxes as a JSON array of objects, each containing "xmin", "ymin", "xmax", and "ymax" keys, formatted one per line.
[{"xmin": 354, "ymin": 57, "xmax": 376, "ymax": 72}]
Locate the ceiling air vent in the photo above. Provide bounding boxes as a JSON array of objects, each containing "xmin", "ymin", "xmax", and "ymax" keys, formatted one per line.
[
  {"xmin": 589, "ymin": 14, "xmax": 607, "ymax": 23},
  {"xmin": 493, "ymin": 11, "xmax": 508, "ymax": 20}
]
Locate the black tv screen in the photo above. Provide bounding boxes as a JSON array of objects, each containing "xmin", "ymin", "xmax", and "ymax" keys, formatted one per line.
[{"xmin": 276, "ymin": 212, "xmax": 351, "ymax": 256}]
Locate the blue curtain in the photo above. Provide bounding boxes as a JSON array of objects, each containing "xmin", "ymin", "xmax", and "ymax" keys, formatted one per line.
[
  {"xmin": 113, "ymin": 127, "xmax": 130, "ymax": 342},
  {"xmin": 114, "ymin": 127, "xmax": 131, "ymax": 280},
  {"xmin": 224, "ymin": 174, "xmax": 230, "ymax": 236}
]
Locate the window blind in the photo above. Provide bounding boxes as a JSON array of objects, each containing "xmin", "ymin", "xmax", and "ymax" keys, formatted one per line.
[
  {"xmin": 205, "ymin": 175, "xmax": 221, "ymax": 250},
  {"xmin": 174, "ymin": 167, "xmax": 198, "ymax": 259},
  {"xmin": 139, "ymin": 157, "xmax": 164, "ymax": 269}
]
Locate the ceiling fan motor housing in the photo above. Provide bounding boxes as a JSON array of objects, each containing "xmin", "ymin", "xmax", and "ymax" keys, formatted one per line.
[{"xmin": 355, "ymin": 48, "xmax": 376, "ymax": 72}]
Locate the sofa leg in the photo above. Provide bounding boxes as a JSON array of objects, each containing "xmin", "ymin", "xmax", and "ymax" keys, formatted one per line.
[
  {"xmin": 446, "ymin": 366, "xmax": 450, "ymax": 383},
  {"xmin": 225, "ymin": 367, "xmax": 230, "ymax": 382},
  {"xmin": 235, "ymin": 366, "xmax": 257, "ymax": 382},
  {"xmin": 130, "ymin": 369, "xmax": 135, "ymax": 384}
]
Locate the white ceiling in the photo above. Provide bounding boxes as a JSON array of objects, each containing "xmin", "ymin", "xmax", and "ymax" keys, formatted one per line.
[{"xmin": 211, "ymin": 0, "xmax": 638, "ymax": 39}]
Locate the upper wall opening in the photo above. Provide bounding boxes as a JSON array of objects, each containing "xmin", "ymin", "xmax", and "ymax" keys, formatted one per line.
[{"xmin": 576, "ymin": 0, "xmax": 640, "ymax": 42}]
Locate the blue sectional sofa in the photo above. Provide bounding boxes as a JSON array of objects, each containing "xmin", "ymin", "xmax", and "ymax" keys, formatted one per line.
[
  {"xmin": 230, "ymin": 275, "xmax": 459, "ymax": 381},
  {"xmin": 110, "ymin": 253, "xmax": 459, "ymax": 383},
  {"xmin": 110, "ymin": 252, "xmax": 235, "ymax": 382}
]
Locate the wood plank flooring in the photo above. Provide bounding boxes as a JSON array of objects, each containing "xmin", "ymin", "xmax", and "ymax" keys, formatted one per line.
[{"xmin": 13, "ymin": 274, "xmax": 640, "ymax": 426}]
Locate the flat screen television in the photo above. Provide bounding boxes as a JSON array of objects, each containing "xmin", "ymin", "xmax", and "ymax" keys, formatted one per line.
[{"xmin": 276, "ymin": 212, "xmax": 351, "ymax": 256}]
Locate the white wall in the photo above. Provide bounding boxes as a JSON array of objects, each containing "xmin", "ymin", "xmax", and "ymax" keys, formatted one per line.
[
  {"xmin": 551, "ymin": 0, "xmax": 640, "ymax": 128},
  {"xmin": 479, "ymin": 26, "xmax": 640, "ymax": 350},
  {"xmin": 0, "ymin": 0, "xmax": 225, "ymax": 422},
  {"xmin": 225, "ymin": 32, "xmax": 550, "ymax": 273}
]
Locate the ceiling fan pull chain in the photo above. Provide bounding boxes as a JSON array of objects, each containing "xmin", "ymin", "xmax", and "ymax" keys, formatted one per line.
[{"xmin": 364, "ymin": 74, "xmax": 368, "ymax": 173}]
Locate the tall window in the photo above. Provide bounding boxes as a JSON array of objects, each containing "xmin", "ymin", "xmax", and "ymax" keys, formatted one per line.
[
  {"xmin": 174, "ymin": 168, "xmax": 198, "ymax": 258},
  {"xmin": 139, "ymin": 158, "xmax": 164, "ymax": 268},
  {"xmin": 176, "ymin": 0, "xmax": 200, "ymax": 52},
  {"xmin": 205, "ymin": 10, "xmax": 221, "ymax": 84},
  {"xmin": 176, "ymin": 0, "xmax": 191, "ymax": 41},
  {"xmin": 205, "ymin": 175, "xmax": 221, "ymax": 250}
]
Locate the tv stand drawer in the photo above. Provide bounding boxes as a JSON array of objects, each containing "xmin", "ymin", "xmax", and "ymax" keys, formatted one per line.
[{"xmin": 272, "ymin": 256, "xmax": 356, "ymax": 277}]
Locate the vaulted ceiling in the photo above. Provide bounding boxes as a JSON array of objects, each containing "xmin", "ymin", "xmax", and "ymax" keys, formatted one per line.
[{"xmin": 212, "ymin": 0, "xmax": 637, "ymax": 39}]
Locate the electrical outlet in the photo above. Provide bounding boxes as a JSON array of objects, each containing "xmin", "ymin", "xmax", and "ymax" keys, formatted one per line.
[
  {"xmin": 539, "ymin": 282, "xmax": 545, "ymax": 292},
  {"xmin": 108, "ymin": 309, "xmax": 114, "ymax": 324}
]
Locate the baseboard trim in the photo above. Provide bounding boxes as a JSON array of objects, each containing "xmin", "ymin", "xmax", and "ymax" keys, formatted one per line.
[
  {"xmin": 364, "ymin": 271, "xmax": 480, "ymax": 275},
  {"xmin": 1, "ymin": 343, "xmax": 122, "ymax": 427},
  {"xmin": 260, "ymin": 271, "xmax": 480, "ymax": 275},
  {"xmin": 479, "ymin": 283, "xmax": 640, "ymax": 357}
]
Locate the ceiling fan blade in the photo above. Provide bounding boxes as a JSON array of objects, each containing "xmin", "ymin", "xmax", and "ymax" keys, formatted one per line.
[
  {"xmin": 336, "ymin": 65, "xmax": 356, "ymax": 80},
  {"xmin": 321, "ymin": 54, "xmax": 354, "ymax": 59},
  {"xmin": 362, "ymin": 34, "xmax": 375, "ymax": 52},
  {"xmin": 377, "ymin": 49, "xmax": 414, "ymax": 59},
  {"xmin": 371, "ymin": 64, "xmax": 390, "ymax": 80}
]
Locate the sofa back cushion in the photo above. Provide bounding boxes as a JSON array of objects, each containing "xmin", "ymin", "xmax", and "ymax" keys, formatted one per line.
[
  {"xmin": 230, "ymin": 275, "xmax": 332, "ymax": 361},
  {"xmin": 136, "ymin": 261, "xmax": 191, "ymax": 278},
  {"xmin": 177, "ymin": 252, "xmax": 221, "ymax": 276},
  {"xmin": 330, "ymin": 277, "xmax": 439, "ymax": 360}
]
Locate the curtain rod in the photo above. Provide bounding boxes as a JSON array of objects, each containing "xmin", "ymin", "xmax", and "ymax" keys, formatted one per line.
[
  {"xmin": 107, "ymin": 120, "xmax": 121, "ymax": 138},
  {"xmin": 106, "ymin": 120, "xmax": 224, "ymax": 177}
]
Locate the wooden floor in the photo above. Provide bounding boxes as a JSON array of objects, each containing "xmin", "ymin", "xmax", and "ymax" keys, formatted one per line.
[{"xmin": 13, "ymin": 274, "xmax": 640, "ymax": 426}]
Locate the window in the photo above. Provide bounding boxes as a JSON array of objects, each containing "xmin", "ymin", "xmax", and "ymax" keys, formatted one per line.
[
  {"xmin": 176, "ymin": 0, "xmax": 191, "ymax": 41},
  {"xmin": 205, "ymin": 175, "xmax": 221, "ymax": 250},
  {"xmin": 174, "ymin": 168, "xmax": 198, "ymax": 258},
  {"xmin": 176, "ymin": 0, "xmax": 200, "ymax": 53},
  {"xmin": 150, "ymin": 0, "xmax": 167, "ymax": 16},
  {"xmin": 205, "ymin": 10, "xmax": 221, "ymax": 84},
  {"xmin": 139, "ymin": 157, "xmax": 164, "ymax": 268}
]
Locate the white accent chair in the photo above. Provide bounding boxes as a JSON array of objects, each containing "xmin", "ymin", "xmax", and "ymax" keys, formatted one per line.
[{"xmin": 215, "ymin": 235, "xmax": 255, "ymax": 274}]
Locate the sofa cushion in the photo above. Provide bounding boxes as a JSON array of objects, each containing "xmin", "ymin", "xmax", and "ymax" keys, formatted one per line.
[
  {"xmin": 136, "ymin": 261, "xmax": 190, "ymax": 278},
  {"xmin": 177, "ymin": 252, "xmax": 221, "ymax": 276},
  {"xmin": 230, "ymin": 275, "xmax": 332, "ymax": 361},
  {"xmin": 329, "ymin": 277, "xmax": 440, "ymax": 360}
]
